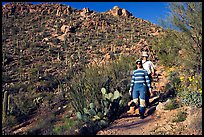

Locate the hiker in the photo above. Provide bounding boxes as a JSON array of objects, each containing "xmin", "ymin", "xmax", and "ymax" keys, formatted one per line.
[
  {"xmin": 128, "ymin": 59, "xmax": 152, "ymax": 119},
  {"xmin": 141, "ymin": 51, "xmax": 155, "ymax": 107}
]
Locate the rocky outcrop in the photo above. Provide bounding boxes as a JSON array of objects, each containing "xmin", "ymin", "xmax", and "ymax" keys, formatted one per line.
[
  {"xmin": 56, "ymin": 6, "xmax": 62, "ymax": 16},
  {"xmin": 63, "ymin": 5, "xmax": 72, "ymax": 15},
  {"xmin": 61, "ymin": 25, "xmax": 76, "ymax": 34},
  {"xmin": 107, "ymin": 6, "xmax": 132, "ymax": 17},
  {"xmin": 80, "ymin": 7, "xmax": 91, "ymax": 17}
]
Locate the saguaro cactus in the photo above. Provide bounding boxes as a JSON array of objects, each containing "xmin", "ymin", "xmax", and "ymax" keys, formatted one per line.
[
  {"xmin": 7, "ymin": 95, "xmax": 11, "ymax": 114},
  {"xmin": 3, "ymin": 91, "xmax": 8, "ymax": 122}
]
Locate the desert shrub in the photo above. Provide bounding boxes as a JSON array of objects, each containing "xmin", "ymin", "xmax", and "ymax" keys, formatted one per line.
[
  {"xmin": 164, "ymin": 65, "xmax": 202, "ymax": 108},
  {"xmin": 2, "ymin": 92, "xmax": 38, "ymax": 130},
  {"xmin": 30, "ymin": 42, "xmax": 41, "ymax": 48},
  {"xmin": 179, "ymin": 90, "xmax": 202, "ymax": 108},
  {"xmin": 175, "ymin": 70, "xmax": 202, "ymax": 108},
  {"xmin": 153, "ymin": 2, "xmax": 202, "ymax": 109},
  {"xmin": 51, "ymin": 37, "xmax": 60, "ymax": 45},
  {"xmin": 168, "ymin": 71, "xmax": 180, "ymax": 88},
  {"xmin": 68, "ymin": 77, "xmax": 89, "ymax": 114},
  {"xmin": 11, "ymin": 26, "xmax": 19, "ymax": 35},
  {"xmin": 2, "ymin": 73, "xmax": 11, "ymax": 84},
  {"xmin": 164, "ymin": 99, "xmax": 179, "ymax": 110},
  {"xmin": 52, "ymin": 117, "xmax": 79, "ymax": 135},
  {"xmin": 152, "ymin": 31, "xmax": 181, "ymax": 68},
  {"xmin": 172, "ymin": 111, "xmax": 187, "ymax": 123},
  {"xmin": 6, "ymin": 83, "xmax": 27, "ymax": 94},
  {"xmin": 27, "ymin": 113, "xmax": 55, "ymax": 135},
  {"xmin": 2, "ymin": 114, "xmax": 18, "ymax": 130}
]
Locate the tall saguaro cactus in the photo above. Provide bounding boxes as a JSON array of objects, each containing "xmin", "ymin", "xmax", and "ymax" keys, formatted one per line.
[{"xmin": 3, "ymin": 91, "xmax": 8, "ymax": 123}]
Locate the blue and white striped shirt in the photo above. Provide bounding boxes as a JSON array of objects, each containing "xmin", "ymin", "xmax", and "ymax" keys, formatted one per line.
[{"xmin": 130, "ymin": 69, "xmax": 151, "ymax": 92}]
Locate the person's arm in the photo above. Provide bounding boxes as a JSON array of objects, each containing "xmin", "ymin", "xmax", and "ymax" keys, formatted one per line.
[
  {"xmin": 150, "ymin": 62, "xmax": 155, "ymax": 76},
  {"xmin": 129, "ymin": 71, "xmax": 135, "ymax": 95}
]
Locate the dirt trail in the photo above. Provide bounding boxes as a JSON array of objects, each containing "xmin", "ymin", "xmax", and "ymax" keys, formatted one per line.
[{"xmin": 97, "ymin": 103, "xmax": 202, "ymax": 135}]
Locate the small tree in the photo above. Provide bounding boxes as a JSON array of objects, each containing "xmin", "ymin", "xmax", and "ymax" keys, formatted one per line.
[{"xmin": 154, "ymin": 2, "xmax": 202, "ymax": 73}]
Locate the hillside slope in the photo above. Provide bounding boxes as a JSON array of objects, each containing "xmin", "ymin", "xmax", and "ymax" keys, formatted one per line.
[{"xmin": 2, "ymin": 3, "xmax": 164, "ymax": 92}]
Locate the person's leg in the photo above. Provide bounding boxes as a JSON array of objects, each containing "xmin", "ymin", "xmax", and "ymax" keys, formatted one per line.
[
  {"xmin": 145, "ymin": 87, "xmax": 150, "ymax": 107},
  {"xmin": 127, "ymin": 84, "xmax": 139, "ymax": 114},
  {"xmin": 132, "ymin": 84, "xmax": 139, "ymax": 107},
  {"xmin": 139, "ymin": 84, "xmax": 147, "ymax": 119},
  {"xmin": 146, "ymin": 74, "xmax": 152, "ymax": 107}
]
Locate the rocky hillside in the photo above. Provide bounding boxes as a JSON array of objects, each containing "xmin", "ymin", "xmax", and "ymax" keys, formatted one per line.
[
  {"xmin": 2, "ymin": 2, "xmax": 165, "ymax": 134},
  {"xmin": 2, "ymin": 2, "xmax": 164, "ymax": 91}
]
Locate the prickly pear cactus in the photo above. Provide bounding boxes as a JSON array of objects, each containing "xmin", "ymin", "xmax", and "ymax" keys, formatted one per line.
[{"xmin": 76, "ymin": 87, "xmax": 123, "ymax": 128}]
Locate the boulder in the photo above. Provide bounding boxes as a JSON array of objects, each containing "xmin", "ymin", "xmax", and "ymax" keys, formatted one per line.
[
  {"xmin": 56, "ymin": 6, "xmax": 62, "ymax": 16},
  {"xmin": 150, "ymin": 27, "xmax": 156, "ymax": 33},
  {"xmin": 80, "ymin": 7, "xmax": 90, "ymax": 17},
  {"xmin": 61, "ymin": 25, "xmax": 69, "ymax": 33},
  {"xmin": 47, "ymin": 8, "xmax": 52, "ymax": 14},
  {"xmin": 111, "ymin": 6, "xmax": 122, "ymax": 16},
  {"xmin": 61, "ymin": 25, "xmax": 76, "ymax": 34},
  {"xmin": 108, "ymin": 6, "xmax": 132, "ymax": 17},
  {"xmin": 57, "ymin": 34, "xmax": 67, "ymax": 41},
  {"xmin": 29, "ymin": 8, "xmax": 36, "ymax": 13},
  {"xmin": 156, "ymin": 102, "xmax": 165, "ymax": 111},
  {"xmin": 122, "ymin": 9, "xmax": 132, "ymax": 17},
  {"xmin": 63, "ymin": 5, "xmax": 72, "ymax": 15}
]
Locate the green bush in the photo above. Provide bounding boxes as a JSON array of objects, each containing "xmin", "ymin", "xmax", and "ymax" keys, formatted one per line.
[
  {"xmin": 12, "ymin": 93, "xmax": 38, "ymax": 119},
  {"xmin": 164, "ymin": 99, "xmax": 179, "ymax": 110},
  {"xmin": 175, "ymin": 71, "xmax": 202, "ymax": 108},
  {"xmin": 52, "ymin": 117, "xmax": 79, "ymax": 135},
  {"xmin": 179, "ymin": 91, "xmax": 202, "ymax": 108},
  {"xmin": 172, "ymin": 111, "xmax": 187, "ymax": 123},
  {"xmin": 27, "ymin": 113, "xmax": 55, "ymax": 135},
  {"xmin": 3, "ymin": 115, "xmax": 18, "ymax": 128},
  {"xmin": 165, "ymin": 66, "xmax": 202, "ymax": 108},
  {"xmin": 152, "ymin": 31, "xmax": 181, "ymax": 68}
]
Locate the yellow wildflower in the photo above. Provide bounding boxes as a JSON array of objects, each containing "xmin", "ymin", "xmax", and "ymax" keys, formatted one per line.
[
  {"xmin": 198, "ymin": 88, "xmax": 202, "ymax": 93},
  {"xmin": 188, "ymin": 76, "xmax": 194, "ymax": 82},
  {"xmin": 180, "ymin": 76, "xmax": 184, "ymax": 82}
]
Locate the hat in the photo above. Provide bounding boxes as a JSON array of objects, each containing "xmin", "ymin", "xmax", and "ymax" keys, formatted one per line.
[
  {"xmin": 142, "ymin": 51, "xmax": 149, "ymax": 57},
  {"xmin": 136, "ymin": 59, "xmax": 142, "ymax": 64}
]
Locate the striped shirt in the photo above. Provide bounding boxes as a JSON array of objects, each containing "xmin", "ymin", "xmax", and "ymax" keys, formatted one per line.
[{"xmin": 129, "ymin": 69, "xmax": 151, "ymax": 92}]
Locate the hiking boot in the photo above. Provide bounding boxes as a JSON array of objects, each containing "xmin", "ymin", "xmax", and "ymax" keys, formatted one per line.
[
  {"xmin": 140, "ymin": 114, "xmax": 145, "ymax": 119},
  {"xmin": 146, "ymin": 103, "xmax": 152, "ymax": 108},
  {"xmin": 134, "ymin": 108, "xmax": 139, "ymax": 115},
  {"xmin": 127, "ymin": 106, "xmax": 135, "ymax": 114}
]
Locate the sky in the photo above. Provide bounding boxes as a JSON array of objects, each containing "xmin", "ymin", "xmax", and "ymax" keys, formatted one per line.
[{"xmin": 2, "ymin": 2, "xmax": 170, "ymax": 25}]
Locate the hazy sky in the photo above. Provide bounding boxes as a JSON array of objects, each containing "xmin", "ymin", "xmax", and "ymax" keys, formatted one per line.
[{"xmin": 2, "ymin": 2, "xmax": 170, "ymax": 25}]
